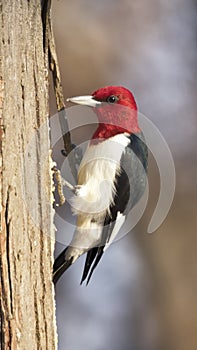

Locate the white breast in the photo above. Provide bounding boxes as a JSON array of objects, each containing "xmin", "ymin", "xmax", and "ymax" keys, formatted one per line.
[{"xmin": 71, "ymin": 133, "xmax": 130, "ymax": 220}]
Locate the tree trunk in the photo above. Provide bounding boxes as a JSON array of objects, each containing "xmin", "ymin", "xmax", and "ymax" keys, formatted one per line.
[{"xmin": 0, "ymin": 1, "xmax": 56, "ymax": 349}]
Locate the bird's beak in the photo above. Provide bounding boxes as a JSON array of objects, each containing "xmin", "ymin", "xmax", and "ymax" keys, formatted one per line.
[{"xmin": 66, "ymin": 95, "xmax": 101, "ymax": 107}]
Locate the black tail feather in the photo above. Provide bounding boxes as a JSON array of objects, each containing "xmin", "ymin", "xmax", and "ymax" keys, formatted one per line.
[
  {"xmin": 80, "ymin": 248, "xmax": 98, "ymax": 285},
  {"xmin": 86, "ymin": 247, "xmax": 104, "ymax": 285},
  {"xmin": 80, "ymin": 222, "xmax": 114, "ymax": 285},
  {"xmin": 53, "ymin": 247, "xmax": 73, "ymax": 285}
]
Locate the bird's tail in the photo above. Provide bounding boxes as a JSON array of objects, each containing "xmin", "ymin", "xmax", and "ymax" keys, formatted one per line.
[
  {"xmin": 53, "ymin": 247, "xmax": 72, "ymax": 284},
  {"xmin": 53, "ymin": 246, "xmax": 82, "ymax": 284}
]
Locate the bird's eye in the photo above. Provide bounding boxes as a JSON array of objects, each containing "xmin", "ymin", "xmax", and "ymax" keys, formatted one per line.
[{"xmin": 107, "ymin": 95, "xmax": 119, "ymax": 103}]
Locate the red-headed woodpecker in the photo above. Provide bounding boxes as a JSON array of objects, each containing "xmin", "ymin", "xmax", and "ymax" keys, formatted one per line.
[{"xmin": 53, "ymin": 86, "xmax": 148, "ymax": 285}]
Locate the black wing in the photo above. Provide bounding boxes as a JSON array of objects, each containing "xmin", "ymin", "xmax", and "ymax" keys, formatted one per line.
[{"xmin": 80, "ymin": 132, "xmax": 148, "ymax": 284}]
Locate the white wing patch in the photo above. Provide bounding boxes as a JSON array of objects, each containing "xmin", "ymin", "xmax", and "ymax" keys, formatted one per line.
[{"xmin": 104, "ymin": 211, "xmax": 126, "ymax": 251}]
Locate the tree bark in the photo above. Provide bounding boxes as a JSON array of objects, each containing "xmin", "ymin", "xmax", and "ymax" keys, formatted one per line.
[{"xmin": 0, "ymin": 1, "xmax": 56, "ymax": 349}]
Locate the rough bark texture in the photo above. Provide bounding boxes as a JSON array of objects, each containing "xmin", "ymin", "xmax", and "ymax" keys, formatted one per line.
[{"xmin": 0, "ymin": 1, "xmax": 56, "ymax": 349}]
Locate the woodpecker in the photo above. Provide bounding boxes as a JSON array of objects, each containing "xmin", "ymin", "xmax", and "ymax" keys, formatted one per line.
[{"xmin": 53, "ymin": 86, "xmax": 148, "ymax": 285}]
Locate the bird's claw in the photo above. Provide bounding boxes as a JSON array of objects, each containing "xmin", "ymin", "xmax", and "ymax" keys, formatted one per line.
[{"xmin": 61, "ymin": 144, "xmax": 82, "ymax": 166}]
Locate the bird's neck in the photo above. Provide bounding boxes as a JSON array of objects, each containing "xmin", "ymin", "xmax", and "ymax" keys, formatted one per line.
[
  {"xmin": 91, "ymin": 105, "xmax": 140, "ymax": 142},
  {"xmin": 91, "ymin": 123, "xmax": 140, "ymax": 144}
]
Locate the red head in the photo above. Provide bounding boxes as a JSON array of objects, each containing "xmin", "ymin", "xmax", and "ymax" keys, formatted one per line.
[
  {"xmin": 67, "ymin": 86, "xmax": 140, "ymax": 139},
  {"xmin": 92, "ymin": 86, "xmax": 139, "ymax": 138},
  {"xmin": 92, "ymin": 86, "xmax": 137, "ymax": 110}
]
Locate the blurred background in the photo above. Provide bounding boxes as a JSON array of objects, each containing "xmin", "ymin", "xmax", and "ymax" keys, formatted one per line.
[{"xmin": 51, "ymin": 1, "xmax": 197, "ymax": 349}]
